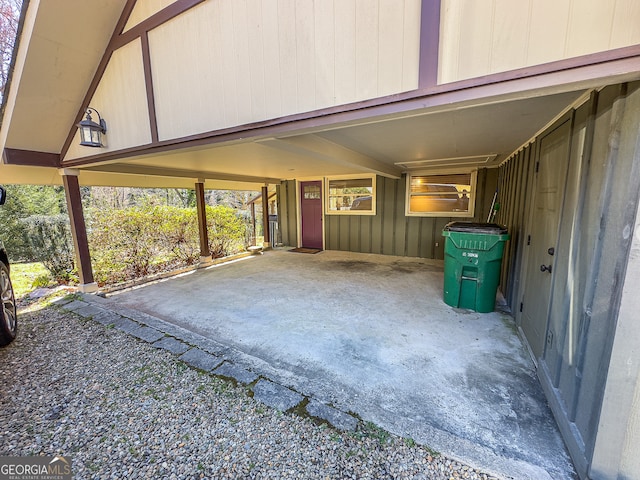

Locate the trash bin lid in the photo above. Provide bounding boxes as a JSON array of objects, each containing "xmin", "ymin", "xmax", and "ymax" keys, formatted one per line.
[{"xmin": 443, "ymin": 222, "xmax": 508, "ymax": 234}]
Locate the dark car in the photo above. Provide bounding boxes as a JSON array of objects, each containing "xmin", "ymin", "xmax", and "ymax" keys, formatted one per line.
[
  {"xmin": 0, "ymin": 186, "xmax": 17, "ymax": 346},
  {"xmin": 350, "ymin": 195, "xmax": 372, "ymax": 210}
]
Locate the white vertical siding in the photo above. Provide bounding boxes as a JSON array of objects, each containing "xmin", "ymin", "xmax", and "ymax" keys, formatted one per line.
[
  {"xmin": 439, "ymin": 0, "xmax": 640, "ymax": 84},
  {"xmin": 64, "ymin": 39, "xmax": 151, "ymax": 161},
  {"xmin": 334, "ymin": 1, "xmax": 357, "ymax": 105},
  {"xmin": 148, "ymin": 0, "xmax": 421, "ymax": 141}
]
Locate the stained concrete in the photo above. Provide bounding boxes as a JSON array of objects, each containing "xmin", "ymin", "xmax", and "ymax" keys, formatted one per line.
[{"xmin": 102, "ymin": 249, "xmax": 576, "ymax": 480}]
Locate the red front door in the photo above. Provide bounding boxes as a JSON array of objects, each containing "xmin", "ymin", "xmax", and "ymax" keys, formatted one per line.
[{"xmin": 300, "ymin": 181, "xmax": 323, "ymax": 249}]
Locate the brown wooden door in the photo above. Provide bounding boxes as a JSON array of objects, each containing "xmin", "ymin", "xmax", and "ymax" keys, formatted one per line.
[
  {"xmin": 520, "ymin": 121, "xmax": 571, "ymax": 359},
  {"xmin": 300, "ymin": 181, "xmax": 323, "ymax": 249}
]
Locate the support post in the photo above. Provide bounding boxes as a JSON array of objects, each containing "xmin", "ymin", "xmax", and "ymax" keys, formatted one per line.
[
  {"xmin": 195, "ymin": 180, "xmax": 212, "ymax": 264},
  {"xmin": 250, "ymin": 202, "xmax": 256, "ymax": 246},
  {"xmin": 262, "ymin": 185, "xmax": 270, "ymax": 248},
  {"xmin": 60, "ymin": 169, "xmax": 98, "ymax": 293}
]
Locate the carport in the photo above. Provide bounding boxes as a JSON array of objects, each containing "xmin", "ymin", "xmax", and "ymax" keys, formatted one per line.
[{"xmin": 97, "ymin": 249, "xmax": 575, "ymax": 480}]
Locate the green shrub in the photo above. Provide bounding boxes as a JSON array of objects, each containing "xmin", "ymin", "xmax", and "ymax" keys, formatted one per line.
[
  {"xmin": 206, "ymin": 205, "xmax": 248, "ymax": 258},
  {"xmin": 31, "ymin": 273, "xmax": 52, "ymax": 288},
  {"xmin": 88, "ymin": 205, "xmax": 248, "ymax": 285},
  {"xmin": 21, "ymin": 214, "xmax": 76, "ymax": 283}
]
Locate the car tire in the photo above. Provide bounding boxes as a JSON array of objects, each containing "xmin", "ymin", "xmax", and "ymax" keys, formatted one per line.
[{"xmin": 0, "ymin": 260, "xmax": 17, "ymax": 346}]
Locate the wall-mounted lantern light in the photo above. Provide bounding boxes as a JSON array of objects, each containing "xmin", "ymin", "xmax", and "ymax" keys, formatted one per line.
[{"xmin": 77, "ymin": 107, "xmax": 107, "ymax": 147}]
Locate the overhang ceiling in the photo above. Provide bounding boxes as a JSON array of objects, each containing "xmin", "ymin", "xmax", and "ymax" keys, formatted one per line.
[
  {"xmin": 0, "ymin": 0, "xmax": 128, "ymax": 153},
  {"xmin": 0, "ymin": 0, "xmax": 606, "ymax": 189},
  {"xmin": 81, "ymin": 89, "xmax": 586, "ymax": 184}
]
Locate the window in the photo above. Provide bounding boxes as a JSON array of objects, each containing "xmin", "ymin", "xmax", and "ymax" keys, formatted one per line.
[
  {"xmin": 326, "ymin": 175, "xmax": 376, "ymax": 215},
  {"xmin": 406, "ymin": 172, "xmax": 476, "ymax": 217},
  {"xmin": 303, "ymin": 184, "xmax": 321, "ymax": 199}
]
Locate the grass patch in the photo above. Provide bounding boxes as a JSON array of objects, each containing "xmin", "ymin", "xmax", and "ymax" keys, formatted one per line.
[{"xmin": 10, "ymin": 262, "xmax": 51, "ymax": 297}]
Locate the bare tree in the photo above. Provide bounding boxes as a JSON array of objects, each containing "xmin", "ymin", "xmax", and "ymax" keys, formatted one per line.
[{"xmin": 0, "ymin": 0, "xmax": 21, "ymax": 101}]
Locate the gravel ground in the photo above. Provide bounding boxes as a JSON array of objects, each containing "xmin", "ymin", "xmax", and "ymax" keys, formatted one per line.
[{"xmin": 0, "ymin": 297, "xmax": 501, "ymax": 479}]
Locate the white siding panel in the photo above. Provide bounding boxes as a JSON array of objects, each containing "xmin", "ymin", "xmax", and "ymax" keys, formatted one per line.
[
  {"xmin": 64, "ymin": 40, "xmax": 150, "ymax": 160},
  {"xmin": 247, "ymin": 0, "xmax": 267, "ymax": 122},
  {"xmin": 526, "ymin": 0, "xmax": 570, "ymax": 66},
  {"xmin": 334, "ymin": 1, "xmax": 357, "ymax": 104},
  {"xmin": 232, "ymin": 0, "xmax": 254, "ymax": 125},
  {"xmin": 207, "ymin": 0, "xmax": 226, "ymax": 129},
  {"xmin": 440, "ymin": 0, "xmax": 640, "ymax": 84},
  {"xmin": 565, "ymin": 0, "xmax": 615, "ymax": 58},
  {"xmin": 355, "ymin": 1, "xmax": 379, "ymax": 99},
  {"xmin": 149, "ymin": 0, "xmax": 421, "ymax": 140},
  {"xmin": 490, "ymin": 0, "xmax": 530, "ymax": 74},
  {"xmin": 378, "ymin": 0, "xmax": 405, "ymax": 97},
  {"xmin": 296, "ymin": 0, "xmax": 317, "ymax": 113},
  {"xmin": 611, "ymin": 0, "xmax": 640, "ymax": 48},
  {"xmin": 278, "ymin": 0, "xmax": 299, "ymax": 114},
  {"xmin": 315, "ymin": 0, "xmax": 336, "ymax": 107},
  {"xmin": 402, "ymin": 0, "xmax": 421, "ymax": 91},
  {"xmin": 261, "ymin": 0, "xmax": 283, "ymax": 119},
  {"xmin": 438, "ymin": 0, "xmax": 463, "ymax": 85},
  {"xmin": 454, "ymin": 0, "xmax": 494, "ymax": 81}
]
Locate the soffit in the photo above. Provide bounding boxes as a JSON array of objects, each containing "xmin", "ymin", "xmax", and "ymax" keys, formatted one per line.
[
  {"xmin": 4, "ymin": 0, "xmax": 127, "ymax": 153},
  {"xmin": 81, "ymin": 89, "xmax": 586, "ymax": 183}
]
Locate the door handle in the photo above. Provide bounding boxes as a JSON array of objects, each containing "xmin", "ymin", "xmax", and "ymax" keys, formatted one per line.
[
  {"xmin": 540, "ymin": 264, "xmax": 552, "ymax": 273},
  {"xmin": 547, "ymin": 247, "xmax": 555, "ymax": 256}
]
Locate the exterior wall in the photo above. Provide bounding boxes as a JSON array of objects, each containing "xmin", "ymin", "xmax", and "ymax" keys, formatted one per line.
[
  {"xmin": 279, "ymin": 169, "xmax": 498, "ymax": 260},
  {"xmin": 65, "ymin": 39, "xmax": 152, "ymax": 160},
  {"xmin": 589, "ymin": 83, "xmax": 640, "ymax": 480},
  {"xmin": 147, "ymin": 0, "xmax": 420, "ymax": 141},
  {"xmin": 439, "ymin": 0, "xmax": 640, "ymax": 84},
  {"xmin": 277, "ymin": 180, "xmax": 298, "ymax": 248},
  {"xmin": 496, "ymin": 81, "xmax": 640, "ymax": 479}
]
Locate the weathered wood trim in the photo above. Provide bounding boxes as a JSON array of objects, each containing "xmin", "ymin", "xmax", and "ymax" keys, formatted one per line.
[
  {"xmin": 61, "ymin": 44, "xmax": 640, "ymax": 169},
  {"xmin": 419, "ymin": 0, "xmax": 441, "ymax": 88},
  {"xmin": 3, "ymin": 148, "xmax": 59, "ymax": 167},
  {"xmin": 61, "ymin": 172, "xmax": 95, "ymax": 285},
  {"xmin": 60, "ymin": 0, "xmax": 205, "ymax": 159},
  {"xmin": 141, "ymin": 31, "xmax": 159, "ymax": 143}
]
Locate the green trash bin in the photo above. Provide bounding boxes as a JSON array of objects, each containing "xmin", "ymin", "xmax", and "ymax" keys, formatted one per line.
[{"xmin": 442, "ymin": 222, "xmax": 509, "ymax": 313}]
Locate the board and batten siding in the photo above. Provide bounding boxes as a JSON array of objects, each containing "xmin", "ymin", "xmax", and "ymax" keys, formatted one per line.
[
  {"xmin": 439, "ymin": 0, "xmax": 640, "ymax": 84},
  {"xmin": 64, "ymin": 39, "xmax": 152, "ymax": 161},
  {"xmin": 146, "ymin": 0, "xmax": 421, "ymax": 141},
  {"xmin": 279, "ymin": 170, "xmax": 497, "ymax": 260},
  {"xmin": 123, "ymin": 0, "xmax": 175, "ymax": 33},
  {"xmin": 496, "ymin": 82, "xmax": 640, "ymax": 479},
  {"xmin": 277, "ymin": 180, "xmax": 298, "ymax": 248},
  {"xmin": 328, "ymin": 172, "xmax": 498, "ymax": 259}
]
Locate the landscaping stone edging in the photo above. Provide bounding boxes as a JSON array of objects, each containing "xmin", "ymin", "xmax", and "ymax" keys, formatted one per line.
[{"xmin": 53, "ymin": 294, "xmax": 360, "ymax": 432}]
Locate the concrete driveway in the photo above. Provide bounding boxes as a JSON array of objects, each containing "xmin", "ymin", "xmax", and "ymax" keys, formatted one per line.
[{"xmin": 102, "ymin": 249, "xmax": 575, "ymax": 479}]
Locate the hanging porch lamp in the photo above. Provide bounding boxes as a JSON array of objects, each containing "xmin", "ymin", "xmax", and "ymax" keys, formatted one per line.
[{"xmin": 77, "ymin": 107, "xmax": 107, "ymax": 147}]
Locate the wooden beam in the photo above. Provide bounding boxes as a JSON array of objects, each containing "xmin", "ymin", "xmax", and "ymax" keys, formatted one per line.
[
  {"xmin": 3, "ymin": 148, "xmax": 60, "ymax": 167},
  {"xmin": 141, "ymin": 32, "xmax": 159, "ymax": 143},
  {"xmin": 262, "ymin": 185, "xmax": 270, "ymax": 247},
  {"xmin": 83, "ymin": 163, "xmax": 280, "ymax": 185},
  {"xmin": 195, "ymin": 181, "xmax": 210, "ymax": 259},
  {"xmin": 61, "ymin": 171, "xmax": 97, "ymax": 292}
]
